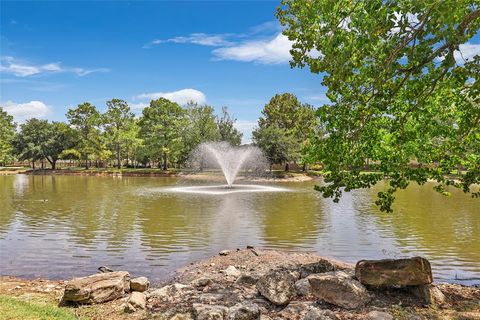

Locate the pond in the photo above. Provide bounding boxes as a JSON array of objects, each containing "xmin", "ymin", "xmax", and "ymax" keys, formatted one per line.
[{"xmin": 0, "ymin": 174, "xmax": 479, "ymax": 284}]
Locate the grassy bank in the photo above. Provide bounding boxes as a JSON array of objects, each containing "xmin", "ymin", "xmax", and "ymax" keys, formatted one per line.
[{"xmin": 0, "ymin": 295, "xmax": 79, "ymax": 320}]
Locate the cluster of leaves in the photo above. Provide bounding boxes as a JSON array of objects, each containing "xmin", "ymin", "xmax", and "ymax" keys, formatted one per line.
[
  {"xmin": 277, "ymin": 0, "xmax": 480, "ymax": 211},
  {"xmin": 0, "ymin": 108, "xmax": 16, "ymax": 166},
  {"xmin": 253, "ymin": 93, "xmax": 317, "ymax": 170},
  {"xmin": 4, "ymin": 99, "xmax": 243, "ymax": 170}
]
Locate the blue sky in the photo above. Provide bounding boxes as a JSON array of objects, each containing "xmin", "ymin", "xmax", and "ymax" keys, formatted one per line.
[{"xmin": 1, "ymin": 2, "xmax": 479, "ymax": 143}]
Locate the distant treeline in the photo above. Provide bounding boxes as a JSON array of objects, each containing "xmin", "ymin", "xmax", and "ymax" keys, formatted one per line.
[{"xmin": 0, "ymin": 93, "xmax": 317, "ymax": 171}]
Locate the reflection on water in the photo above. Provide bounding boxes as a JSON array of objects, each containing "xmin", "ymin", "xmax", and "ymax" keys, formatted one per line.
[{"xmin": 0, "ymin": 175, "xmax": 478, "ymax": 284}]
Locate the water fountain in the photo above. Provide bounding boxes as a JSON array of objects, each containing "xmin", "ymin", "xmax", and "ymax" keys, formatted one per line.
[{"xmin": 164, "ymin": 142, "xmax": 286, "ymax": 195}]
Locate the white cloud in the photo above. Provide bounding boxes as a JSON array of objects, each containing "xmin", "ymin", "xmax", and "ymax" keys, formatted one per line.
[
  {"xmin": 147, "ymin": 33, "xmax": 232, "ymax": 47},
  {"xmin": 129, "ymin": 102, "xmax": 150, "ymax": 110},
  {"xmin": 212, "ymin": 33, "xmax": 293, "ymax": 64},
  {"xmin": 2, "ymin": 100, "xmax": 51, "ymax": 122},
  {"xmin": 0, "ymin": 56, "xmax": 109, "ymax": 77},
  {"xmin": 454, "ymin": 43, "xmax": 480, "ymax": 63},
  {"xmin": 135, "ymin": 88, "xmax": 206, "ymax": 106}
]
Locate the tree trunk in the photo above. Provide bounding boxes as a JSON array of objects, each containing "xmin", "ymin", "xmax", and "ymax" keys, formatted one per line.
[
  {"xmin": 302, "ymin": 163, "xmax": 307, "ymax": 172},
  {"xmin": 285, "ymin": 163, "xmax": 289, "ymax": 171},
  {"xmin": 117, "ymin": 144, "xmax": 121, "ymax": 169},
  {"xmin": 163, "ymin": 153, "xmax": 168, "ymax": 171},
  {"xmin": 85, "ymin": 154, "xmax": 89, "ymax": 169},
  {"xmin": 32, "ymin": 161, "xmax": 35, "ymax": 170}
]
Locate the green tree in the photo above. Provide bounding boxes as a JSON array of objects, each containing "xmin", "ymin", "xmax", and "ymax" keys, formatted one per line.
[
  {"xmin": 180, "ymin": 102, "xmax": 220, "ymax": 163},
  {"xmin": 138, "ymin": 98, "xmax": 186, "ymax": 170},
  {"xmin": 277, "ymin": 0, "xmax": 480, "ymax": 211},
  {"xmin": 45, "ymin": 122, "xmax": 78, "ymax": 169},
  {"xmin": 253, "ymin": 125, "xmax": 298, "ymax": 171},
  {"xmin": 103, "ymin": 99, "xmax": 136, "ymax": 168},
  {"xmin": 255, "ymin": 93, "xmax": 316, "ymax": 170},
  {"xmin": 66, "ymin": 103, "xmax": 101, "ymax": 169},
  {"xmin": 12, "ymin": 119, "xmax": 50, "ymax": 168},
  {"xmin": 217, "ymin": 107, "xmax": 243, "ymax": 146},
  {"xmin": 0, "ymin": 108, "xmax": 16, "ymax": 166}
]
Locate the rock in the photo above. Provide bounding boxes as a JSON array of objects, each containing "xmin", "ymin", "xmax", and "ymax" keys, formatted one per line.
[
  {"xmin": 299, "ymin": 259, "xmax": 336, "ymax": 278},
  {"xmin": 280, "ymin": 301, "xmax": 317, "ymax": 318},
  {"xmin": 236, "ymin": 273, "xmax": 260, "ymax": 286},
  {"xmin": 225, "ymin": 266, "xmax": 242, "ymax": 278},
  {"xmin": 130, "ymin": 277, "xmax": 149, "ymax": 292},
  {"xmin": 302, "ymin": 308, "xmax": 339, "ymax": 320},
  {"xmin": 192, "ymin": 277, "xmax": 213, "ymax": 287},
  {"xmin": 61, "ymin": 271, "xmax": 130, "ymax": 304},
  {"xmin": 227, "ymin": 302, "xmax": 260, "ymax": 320},
  {"xmin": 308, "ymin": 271, "xmax": 370, "ymax": 309},
  {"xmin": 149, "ymin": 283, "xmax": 194, "ymax": 300},
  {"xmin": 410, "ymin": 284, "xmax": 446, "ymax": 305},
  {"xmin": 170, "ymin": 314, "xmax": 193, "ymax": 320},
  {"xmin": 355, "ymin": 257, "xmax": 433, "ymax": 286},
  {"xmin": 256, "ymin": 269, "xmax": 296, "ymax": 306},
  {"xmin": 220, "ymin": 250, "xmax": 231, "ymax": 256},
  {"xmin": 193, "ymin": 303, "xmax": 228, "ymax": 320},
  {"xmin": 124, "ymin": 291, "xmax": 146, "ymax": 313},
  {"xmin": 366, "ymin": 311, "xmax": 393, "ymax": 320},
  {"xmin": 295, "ymin": 278, "xmax": 311, "ymax": 296}
]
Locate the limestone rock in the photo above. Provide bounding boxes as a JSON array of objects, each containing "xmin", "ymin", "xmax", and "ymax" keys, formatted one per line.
[
  {"xmin": 366, "ymin": 311, "xmax": 393, "ymax": 320},
  {"xmin": 299, "ymin": 259, "xmax": 336, "ymax": 278},
  {"xmin": 124, "ymin": 291, "xmax": 146, "ymax": 313},
  {"xmin": 130, "ymin": 277, "xmax": 149, "ymax": 292},
  {"xmin": 149, "ymin": 283, "xmax": 194, "ymax": 300},
  {"xmin": 220, "ymin": 250, "xmax": 231, "ymax": 256},
  {"xmin": 227, "ymin": 302, "xmax": 260, "ymax": 320},
  {"xmin": 61, "ymin": 271, "xmax": 130, "ymax": 304},
  {"xmin": 308, "ymin": 271, "xmax": 370, "ymax": 309},
  {"xmin": 193, "ymin": 303, "xmax": 228, "ymax": 320},
  {"xmin": 256, "ymin": 269, "xmax": 295, "ymax": 306},
  {"xmin": 236, "ymin": 273, "xmax": 260, "ymax": 286},
  {"xmin": 192, "ymin": 277, "xmax": 213, "ymax": 287},
  {"xmin": 355, "ymin": 257, "xmax": 433, "ymax": 286},
  {"xmin": 295, "ymin": 278, "xmax": 311, "ymax": 296},
  {"xmin": 170, "ymin": 314, "xmax": 193, "ymax": 320},
  {"xmin": 411, "ymin": 284, "xmax": 446, "ymax": 305},
  {"xmin": 302, "ymin": 308, "xmax": 339, "ymax": 320},
  {"xmin": 225, "ymin": 266, "xmax": 241, "ymax": 278}
]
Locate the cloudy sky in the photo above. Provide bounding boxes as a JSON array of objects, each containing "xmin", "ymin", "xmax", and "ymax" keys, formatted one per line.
[{"xmin": 1, "ymin": 2, "xmax": 479, "ymax": 143}]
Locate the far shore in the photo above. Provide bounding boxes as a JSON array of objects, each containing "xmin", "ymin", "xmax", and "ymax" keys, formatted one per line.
[{"xmin": 0, "ymin": 167, "xmax": 315, "ymax": 182}]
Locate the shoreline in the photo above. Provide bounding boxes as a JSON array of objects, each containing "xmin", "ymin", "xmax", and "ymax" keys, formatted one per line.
[{"xmin": 1, "ymin": 249, "xmax": 479, "ymax": 320}]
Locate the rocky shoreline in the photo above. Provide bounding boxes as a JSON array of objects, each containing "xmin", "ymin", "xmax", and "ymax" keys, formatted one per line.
[{"xmin": 1, "ymin": 249, "xmax": 479, "ymax": 319}]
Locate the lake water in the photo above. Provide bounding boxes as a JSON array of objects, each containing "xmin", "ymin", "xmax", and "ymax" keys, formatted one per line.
[{"xmin": 0, "ymin": 174, "xmax": 479, "ymax": 284}]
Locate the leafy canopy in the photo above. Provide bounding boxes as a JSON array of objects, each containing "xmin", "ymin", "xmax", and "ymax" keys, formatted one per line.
[
  {"xmin": 277, "ymin": 0, "xmax": 480, "ymax": 211},
  {"xmin": 0, "ymin": 108, "xmax": 16, "ymax": 165}
]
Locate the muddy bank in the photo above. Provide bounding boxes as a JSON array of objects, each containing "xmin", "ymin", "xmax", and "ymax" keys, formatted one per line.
[{"xmin": 1, "ymin": 249, "xmax": 479, "ymax": 320}]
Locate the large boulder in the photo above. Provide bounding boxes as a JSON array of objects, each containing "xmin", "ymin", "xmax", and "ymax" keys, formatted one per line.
[
  {"xmin": 355, "ymin": 257, "xmax": 433, "ymax": 287},
  {"xmin": 61, "ymin": 271, "xmax": 130, "ymax": 304},
  {"xmin": 308, "ymin": 271, "xmax": 370, "ymax": 309},
  {"xmin": 256, "ymin": 269, "xmax": 296, "ymax": 306}
]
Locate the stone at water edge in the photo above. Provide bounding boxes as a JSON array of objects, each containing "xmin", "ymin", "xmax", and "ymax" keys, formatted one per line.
[
  {"xmin": 61, "ymin": 271, "xmax": 130, "ymax": 304},
  {"xmin": 410, "ymin": 284, "xmax": 446, "ymax": 305},
  {"xmin": 236, "ymin": 273, "xmax": 261, "ymax": 286},
  {"xmin": 308, "ymin": 270, "xmax": 370, "ymax": 309},
  {"xmin": 219, "ymin": 250, "xmax": 231, "ymax": 256},
  {"xmin": 148, "ymin": 283, "xmax": 194, "ymax": 300},
  {"xmin": 130, "ymin": 276, "xmax": 149, "ymax": 292},
  {"xmin": 191, "ymin": 277, "xmax": 213, "ymax": 287},
  {"xmin": 124, "ymin": 291, "xmax": 146, "ymax": 313},
  {"xmin": 298, "ymin": 259, "xmax": 337, "ymax": 278},
  {"xmin": 225, "ymin": 266, "xmax": 242, "ymax": 278},
  {"xmin": 302, "ymin": 308, "xmax": 339, "ymax": 320},
  {"xmin": 256, "ymin": 269, "xmax": 296, "ymax": 306},
  {"xmin": 227, "ymin": 302, "xmax": 260, "ymax": 320},
  {"xmin": 355, "ymin": 257, "xmax": 433, "ymax": 286}
]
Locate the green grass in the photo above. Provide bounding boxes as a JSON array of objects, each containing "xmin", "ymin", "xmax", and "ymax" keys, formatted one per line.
[{"xmin": 0, "ymin": 295, "xmax": 80, "ymax": 320}]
